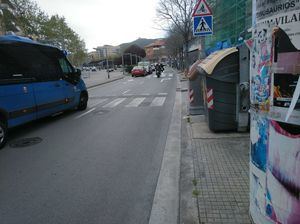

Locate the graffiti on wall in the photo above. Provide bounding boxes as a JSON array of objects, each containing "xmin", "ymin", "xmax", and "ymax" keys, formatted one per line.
[{"xmin": 246, "ymin": 22, "xmax": 272, "ymax": 111}]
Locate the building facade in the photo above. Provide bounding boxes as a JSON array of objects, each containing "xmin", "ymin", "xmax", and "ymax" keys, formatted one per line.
[
  {"xmin": 94, "ymin": 45, "xmax": 121, "ymax": 59},
  {"xmin": 144, "ymin": 39, "xmax": 167, "ymax": 62},
  {"xmin": 204, "ymin": 0, "xmax": 252, "ymax": 51}
]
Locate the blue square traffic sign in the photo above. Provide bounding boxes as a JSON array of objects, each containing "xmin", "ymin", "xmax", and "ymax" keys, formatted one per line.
[{"xmin": 193, "ymin": 15, "xmax": 213, "ymax": 36}]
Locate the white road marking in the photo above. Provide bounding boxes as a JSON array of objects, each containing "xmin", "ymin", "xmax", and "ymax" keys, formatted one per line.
[
  {"xmin": 161, "ymin": 74, "xmax": 166, "ymax": 78},
  {"xmin": 122, "ymin": 89, "xmax": 130, "ymax": 95},
  {"xmin": 126, "ymin": 97, "xmax": 146, "ymax": 107},
  {"xmin": 103, "ymin": 98, "xmax": 126, "ymax": 108},
  {"xmin": 123, "ymin": 94, "xmax": 134, "ymax": 96},
  {"xmin": 90, "ymin": 98, "xmax": 108, "ymax": 107},
  {"xmin": 128, "ymin": 79, "xmax": 134, "ymax": 82},
  {"xmin": 169, "ymin": 74, "xmax": 173, "ymax": 77},
  {"xmin": 75, "ymin": 108, "xmax": 96, "ymax": 119},
  {"xmin": 160, "ymin": 78, "xmax": 171, "ymax": 83},
  {"xmin": 158, "ymin": 93, "xmax": 168, "ymax": 96},
  {"xmin": 150, "ymin": 97, "xmax": 166, "ymax": 107}
]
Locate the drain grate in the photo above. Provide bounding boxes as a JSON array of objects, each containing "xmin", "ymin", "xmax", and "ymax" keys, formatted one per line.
[{"xmin": 9, "ymin": 137, "xmax": 43, "ymax": 148}]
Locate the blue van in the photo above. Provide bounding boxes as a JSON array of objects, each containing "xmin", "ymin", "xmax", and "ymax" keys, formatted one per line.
[{"xmin": 0, "ymin": 35, "xmax": 88, "ymax": 149}]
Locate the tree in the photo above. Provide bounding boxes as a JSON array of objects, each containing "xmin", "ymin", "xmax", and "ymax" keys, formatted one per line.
[
  {"xmin": 10, "ymin": 0, "xmax": 47, "ymax": 38},
  {"xmin": 156, "ymin": 0, "xmax": 195, "ymax": 69},
  {"xmin": 10, "ymin": 0, "xmax": 87, "ymax": 66},
  {"xmin": 0, "ymin": 0, "xmax": 21, "ymax": 34},
  {"xmin": 41, "ymin": 15, "xmax": 87, "ymax": 65},
  {"xmin": 165, "ymin": 25, "xmax": 185, "ymax": 69}
]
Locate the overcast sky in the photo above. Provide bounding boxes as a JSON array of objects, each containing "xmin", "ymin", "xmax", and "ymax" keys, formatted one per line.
[{"xmin": 35, "ymin": 0, "xmax": 165, "ymax": 51}]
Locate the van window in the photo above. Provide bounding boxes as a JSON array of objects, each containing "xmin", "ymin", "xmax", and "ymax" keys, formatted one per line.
[
  {"xmin": 0, "ymin": 44, "xmax": 62, "ymax": 84},
  {"xmin": 59, "ymin": 58, "xmax": 74, "ymax": 74}
]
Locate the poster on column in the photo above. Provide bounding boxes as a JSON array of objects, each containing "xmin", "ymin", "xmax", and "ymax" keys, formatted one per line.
[
  {"xmin": 256, "ymin": 0, "xmax": 300, "ymax": 48},
  {"xmin": 249, "ymin": 1, "xmax": 300, "ymax": 224}
]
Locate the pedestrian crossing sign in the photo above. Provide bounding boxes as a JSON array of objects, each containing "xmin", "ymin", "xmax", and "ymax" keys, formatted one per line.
[{"xmin": 193, "ymin": 15, "xmax": 213, "ymax": 36}]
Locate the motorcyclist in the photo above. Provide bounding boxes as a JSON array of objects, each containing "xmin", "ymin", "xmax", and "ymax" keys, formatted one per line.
[{"xmin": 155, "ymin": 61, "xmax": 164, "ymax": 77}]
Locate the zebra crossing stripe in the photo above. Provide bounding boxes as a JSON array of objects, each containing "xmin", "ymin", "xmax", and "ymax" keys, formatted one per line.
[
  {"xmin": 150, "ymin": 97, "xmax": 166, "ymax": 107},
  {"xmin": 126, "ymin": 97, "xmax": 146, "ymax": 107},
  {"xmin": 103, "ymin": 98, "xmax": 126, "ymax": 108},
  {"xmin": 90, "ymin": 98, "xmax": 108, "ymax": 107}
]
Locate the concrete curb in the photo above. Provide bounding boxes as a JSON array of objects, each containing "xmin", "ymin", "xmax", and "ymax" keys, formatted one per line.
[
  {"xmin": 179, "ymin": 79, "xmax": 200, "ymax": 224},
  {"xmin": 86, "ymin": 76, "xmax": 125, "ymax": 89},
  {"xmin": 149, "ymin": 74, "xmax": 182, "ymax": 224}
]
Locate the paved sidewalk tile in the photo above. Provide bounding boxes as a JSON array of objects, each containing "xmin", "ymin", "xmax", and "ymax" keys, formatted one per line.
[{"xmin": 191, "ymin": 136, "xmax": 252, "ymax": 224}]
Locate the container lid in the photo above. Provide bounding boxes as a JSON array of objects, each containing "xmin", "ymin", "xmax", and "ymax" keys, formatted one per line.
[{"xmin": 198, "ymin": 47, "xmax": 238, "ymax": 75}]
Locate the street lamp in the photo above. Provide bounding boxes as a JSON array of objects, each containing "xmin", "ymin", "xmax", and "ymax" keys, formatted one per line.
[{"xmin": 105, "ymin": 47, "xmax": 110, "ymax": 79}]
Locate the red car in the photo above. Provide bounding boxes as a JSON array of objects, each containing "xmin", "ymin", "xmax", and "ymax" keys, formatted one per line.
[{"xmin": 131, "ymin": 66, "xmax": 146, "ymax": 77}]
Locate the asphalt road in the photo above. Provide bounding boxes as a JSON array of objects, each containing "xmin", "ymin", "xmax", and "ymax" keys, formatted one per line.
[{"xmin": 0, "ymin": 68, "xmax": 177, "ymax": 224}]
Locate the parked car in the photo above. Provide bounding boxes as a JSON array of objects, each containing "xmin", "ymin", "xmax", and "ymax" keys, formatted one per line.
[
  {"xmin": 131, "ymin": 66, "xmax": 146, "ymax": 77},
  {"xmin": 138, "ymin": 61, "xmax": 152, "ymax": 74},
  {"xmin": 0, "ymin": 35, "xmax": 89, "ymax": 149}
]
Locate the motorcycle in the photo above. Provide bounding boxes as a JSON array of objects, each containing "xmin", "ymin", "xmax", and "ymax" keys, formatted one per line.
[{"xmin": 156, "ymin": 69, "xmax": 161, "ymax": 78}]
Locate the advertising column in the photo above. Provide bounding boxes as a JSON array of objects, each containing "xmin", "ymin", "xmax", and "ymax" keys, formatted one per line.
[{"xmin": 248, "ymin": 1, "xmax": 300, "ymax": 223}]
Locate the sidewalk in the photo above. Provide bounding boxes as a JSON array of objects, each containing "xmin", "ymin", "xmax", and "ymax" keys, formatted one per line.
[
  {"xmin": 82, "ymin": 69, "xmax": 125, "ymax": 88},
  {"xmin": 180, "ymin": 78, "xmax": 253, "ymax": 224}
]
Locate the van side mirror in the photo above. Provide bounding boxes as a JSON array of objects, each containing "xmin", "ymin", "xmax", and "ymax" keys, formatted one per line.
[{"xmin": 75, "ymin": 68, "xmax": 81, "ymax": 76}]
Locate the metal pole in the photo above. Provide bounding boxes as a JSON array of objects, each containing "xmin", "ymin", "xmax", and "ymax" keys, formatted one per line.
[
  {"xmin": 122, "ymin": 54, "xmax": 124, "ymax": 75},
  {"xmin": 106, "ymin": 48, "xmax": 110, "ymax": 79},
  {"xmin": 130, "ymin": 53, "xmax": 132, "ymax": 65},
  {"xmin": 135, "ymin": 54, "xmax": 137, "ymax": 64}
]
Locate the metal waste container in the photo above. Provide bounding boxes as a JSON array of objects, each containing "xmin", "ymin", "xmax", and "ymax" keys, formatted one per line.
[
  {"xmin": 187, "ymin": 63, "xmax": 205, "ymax": 115},
  {"xmin": 197, "ymin": 46, "xmax": 250, "ymax": 132}
]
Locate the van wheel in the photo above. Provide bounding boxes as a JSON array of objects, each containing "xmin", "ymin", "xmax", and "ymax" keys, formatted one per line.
[
  {"xmin": 78, "ymin": 92, "xmax": 88, "ymax": 111},
  {"xmin": 0, "ymin": 120, "xmax": 7, "ymax": 150}
]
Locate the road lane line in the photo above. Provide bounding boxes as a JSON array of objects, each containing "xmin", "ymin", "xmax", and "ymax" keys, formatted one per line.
[
  {"xmin": 122, "ymin": 89, "xmax": 130, "ymax": 95},
  {"xmin": 75, "ymin": 108, "xmax": 96, "ymax": 119},
  {"xmin": 103, "ymin": 98, "xmax": 126, "ymax": 108},
  {"xmin": 125, "ymin": 97, "xmax": 146, "ymax": 107},
  {"xmin": 150, "ymin": 97, "xmax": 166, "ymax": 107},
  {"xmin": 90, "ymin": 98, "xmax": 108, "ymax": 107}
]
